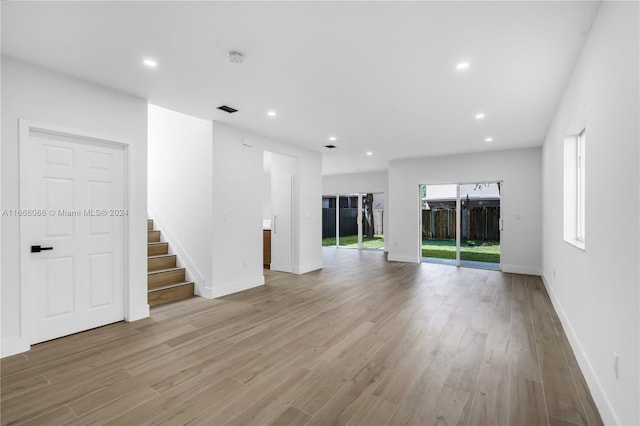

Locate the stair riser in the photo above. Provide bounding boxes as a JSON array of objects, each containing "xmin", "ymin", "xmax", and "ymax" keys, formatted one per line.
[
  {"xmin": 148, "ymin": 243, "xmax": 169, "ymax": 256},
  {"xmin": 147, "ymin": 219, "xmax": 153, "ymax": 231},
  {"xmin": 148, "ymin": 230, "xmax": 161, "ymax": 242},
  {"xmin": 148, "ymin": 256, "xmax": 177, "ymax": 272},
  {"xmin": 148, "ymin": 283, "xmax": 194, "ymax": 306},
  {"xmin": 148, "ymin": 269, "xmax": 186, "ymax": 289}
]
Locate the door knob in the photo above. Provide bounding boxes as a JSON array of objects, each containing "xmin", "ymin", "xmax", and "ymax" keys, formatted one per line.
[{"xmin": 31, "ymin": 245, "xmax": 53, "ymax": 253}]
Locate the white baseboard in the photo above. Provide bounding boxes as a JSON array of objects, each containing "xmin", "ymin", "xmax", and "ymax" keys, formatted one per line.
[
  {"xmin": 387, "ymin": 253, "xmax": 420, "ymax": 263},
  {"xmin": 293, "ymin": 260, "xmax": 323, "ymax": 274},
  {"xmin": 205, "ymin": 275, "xmax": 265, "ymax": 299},
  {"xmin": 1, "ymin": 336, "xmax": 30, "ymax": 358},
  {"xmin": 501, "ymin": 264, "xmax": 541, "ymax": 275},
  {"xmin": 540, "ymin": 273, "xmax": 619, "ymax": 425},
  {"xmin": 197, "ymin": 285, "xmax": 215, "ymax": 299},
  {"xmin": 126, "ymin": 303, "xmax": 150, "ymax": 322}
]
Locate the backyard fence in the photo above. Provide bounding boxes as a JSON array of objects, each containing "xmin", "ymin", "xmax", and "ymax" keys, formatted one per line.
[
  {"xmin": 322, "ymin": 208, "xmax": 384, "ymax": 238},
  {"xmin": 422, "ymin": 207, "xmax": 500, "ymax": 241}
]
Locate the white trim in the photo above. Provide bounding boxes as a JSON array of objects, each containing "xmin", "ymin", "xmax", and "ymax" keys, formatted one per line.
[
  {"xmin": 540, "ymin": 274, "xmax": 619, "ymax": 425},
  {"xmin": 501, "ymin": 264, "xmax": 540, "ymax": 276},
  {"xmin": 388, "ymin": 253, "xmax": 420, "ymax": 263},
  {"xmin": 456, "ymin": 184, "xmax": 461, "ymax": 266},
  {"xmin": 209, "ymin": 275, "xmax": 265, "ymax": 299},
  {"xmin": 564, "ymin": 238, "xmax": 586, "ymax": 251},
  {"xmin": 125, "ymin": 303, "xmax": 150, "ymax": 322},
  {"xmin": 197, "ymin": 286, "xmax": 215, "ymax": 299},
  {"xmin": 15, "ymin": 120, "xmax": 144, "ymax": 354},
  {"xmin": 1, "ymin": 337, "xmax": 30, "ymax": 358},
  {"xmin": 293, "ymin": 261, "xmax": 323, "ymax": 274}
]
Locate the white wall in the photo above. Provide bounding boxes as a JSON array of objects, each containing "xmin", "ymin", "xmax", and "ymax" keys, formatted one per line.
[
  {"xmin": 541, "ymin": 2, "xmax": 639, "ymax": 424},
  {"xmin": 323, "ymin": 170, "xmax": 388, "ymax": 195},
  {"xmin": 1, "ymin": 56, "xmax": 149, "ymax": 357},
  {"xmin": 148, "ymin": 105, "xmax": 213, "ymax": 294},
  {"xmin": 387, "ymin": 147, "xmax": 542, "ymax": 275},
  {"xmin": 210, "ymin": 122, "xmax": 322, "ymax": 297}
]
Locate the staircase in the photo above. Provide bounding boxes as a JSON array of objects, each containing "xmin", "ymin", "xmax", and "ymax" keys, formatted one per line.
[{"xmin": 147, "ymin": 219, "xmax": 195, "ymax": 306}]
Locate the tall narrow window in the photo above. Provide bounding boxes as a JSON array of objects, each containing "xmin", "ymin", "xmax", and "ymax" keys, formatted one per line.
[
  {"xmin": 563, "ymin": 129, "xmax": 586, "ymax": 249},
  {"xmin": 576, "ymin": 130, "xmax": 586, "ymax": 242}
]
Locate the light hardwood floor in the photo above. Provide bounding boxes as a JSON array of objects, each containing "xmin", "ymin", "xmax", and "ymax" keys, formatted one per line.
[{"xmin": 1, "ymin": 248, "xmax": 602, "ymax": 426}]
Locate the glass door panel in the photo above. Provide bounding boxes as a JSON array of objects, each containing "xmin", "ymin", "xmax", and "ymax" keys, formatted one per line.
[
  {"xmin": 321, "ymin": 196, "xmax": 337, "ymax": 247},
  {"xmin": 459, "ymin": 183, "xmax": 501, "ymax": 269},
  {"xmin": 420, "ymin": 184, "xmax": 458, "ymax": 266},
  {"xmin": 338, "ymin": 195, "xmax": 359, "ymax": 248},
  {"xmin": 362, "ymin": 193, "xmax": 385, "ymax": 250}
]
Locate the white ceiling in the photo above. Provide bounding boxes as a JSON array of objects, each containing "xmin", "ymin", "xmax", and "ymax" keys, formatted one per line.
[{"xmin": 1, "ymin": 1, "xmax": 599, "ymax": 175}]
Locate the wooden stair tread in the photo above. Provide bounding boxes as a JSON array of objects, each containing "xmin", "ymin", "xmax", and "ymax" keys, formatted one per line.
[
  {"xmin": 148, "ymin": 267, "xmax": 185, "ymax": 275},
  {"xmin": 147, "ymin": 219, "xmax": 195, "ymax": 305},
  {"xmin": 148, "ymin": 281, "xmax": 194, "ymax": 293}
]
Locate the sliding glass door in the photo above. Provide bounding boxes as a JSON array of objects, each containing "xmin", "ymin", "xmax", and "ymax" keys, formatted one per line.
[
  {"xmin": 459, "ymin": 183, "xmax": 501, "ymax": 268},
  {"xmin": 420, "ymin": 182, "xmax": 500, "ymax": 270},
  {"xmin": 338, "ymin": 195, "xmax": 359, "ymax": 247},
  {"xmin": 322, "ymin": 193, "xmax": 385, "ymax": 250},
  {"xmin": 420, "ymin": 184, "xmax": 458, "ymax": 265}
]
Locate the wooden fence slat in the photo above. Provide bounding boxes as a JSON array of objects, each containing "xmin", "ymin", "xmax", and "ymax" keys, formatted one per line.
[{"xmin": 421, "ymin": 207, "xmax": 500, "ymax": 241}]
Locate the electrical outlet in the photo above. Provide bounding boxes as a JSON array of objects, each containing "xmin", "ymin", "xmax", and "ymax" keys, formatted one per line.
[{"xmin": 613, "ymin": 352, "xmax": 619, "ymax": 379}]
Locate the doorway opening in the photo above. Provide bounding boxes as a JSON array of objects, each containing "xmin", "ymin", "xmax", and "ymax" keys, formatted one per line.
[
  {"xmin": 420, "ymin": 182, "xmax": 501, "ymax": 270},
  {"xmin": 322, "ymin": 193, "xmax": 384, "ymax": 250},
  {"xmin": 263, "ymin": 151, "xmax": 295, "ymax": 273}
]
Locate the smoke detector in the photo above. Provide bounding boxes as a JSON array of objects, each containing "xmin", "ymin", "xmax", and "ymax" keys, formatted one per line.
[{"xmin": 228, "ymin": 51, "xmax": 244, "ymax": 64}]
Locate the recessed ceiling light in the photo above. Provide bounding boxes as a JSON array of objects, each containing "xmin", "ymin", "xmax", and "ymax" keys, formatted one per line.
[
  {"xmin": 328, "ymin": 136, "xmax": 337, "ymax": 142},
  {"xmin": 456, "ymin": 62, "xmax": 470, "ymax": 70},
  {"xmin": 366, "ymin": 151, "xmax": 373, "ymax": 156},
  {"xmin": 143, "ymin": 58, "xmax": 157, "ymax": 68},
  {"xmin": 485, "ymin": 137, "xmax": 494, "ymax": 143},
  {"xmin": 475, "ymin": 113, "xmax": 485, "ymax": 120},
  {"xmin": 267, "ymin": 110, "xmax": 277, "ymax": 117}
]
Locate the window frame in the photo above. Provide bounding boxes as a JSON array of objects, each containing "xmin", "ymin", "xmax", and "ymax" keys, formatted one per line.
[{"xmin": 563, "ymin": 128, "xmax": 586, "ymax": 250}]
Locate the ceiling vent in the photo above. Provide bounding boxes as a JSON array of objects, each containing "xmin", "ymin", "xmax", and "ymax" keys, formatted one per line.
[
  {"xmin": 324, "ymin": 144, "xmax": 337, "ymax": 149},
  {"xmin": 217, "ymin": 105, "xmax": 238, "ymax": 114}
]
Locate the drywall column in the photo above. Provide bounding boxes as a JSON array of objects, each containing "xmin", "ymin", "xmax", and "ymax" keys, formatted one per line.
[
  {"xmin": 210, "ymin": 122, "xmax": 322, "ymax": 297},
  {"xmin": 148, "ymin": 105, "xmax": 213, "ymax": 296}
]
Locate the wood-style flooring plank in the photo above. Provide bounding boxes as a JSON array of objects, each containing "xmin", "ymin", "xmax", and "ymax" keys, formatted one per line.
[
  {"xmin": 267, "ymin": 406, "xmax": 311, "ymax": 426},
  {"xmin": 0, "ymin": 249, "xmax": 602, "ymax": 426}
]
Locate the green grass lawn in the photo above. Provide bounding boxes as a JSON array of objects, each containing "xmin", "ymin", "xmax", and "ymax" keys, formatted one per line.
[
  {"xmin": 422, "ymin": 238, "xmax": 500, "ymax": 263},
  {"xmin": 322, "ymin": 234, "xmax": 384, "ymax": 249}
]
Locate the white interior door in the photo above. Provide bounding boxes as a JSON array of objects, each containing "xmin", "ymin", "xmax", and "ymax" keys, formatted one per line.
[
  {"xmin": 271, "ymin": 173, "xmax": 293, "ymax": 272},
  {"xmin": 21, "ymin": 128, "xmax": 125, "ymax": 344}
]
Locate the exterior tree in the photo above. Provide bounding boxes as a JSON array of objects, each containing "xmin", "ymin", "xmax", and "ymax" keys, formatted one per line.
[{"xmin": 364, "ymin": 193, "xmax": 375, "ymax": 239}]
